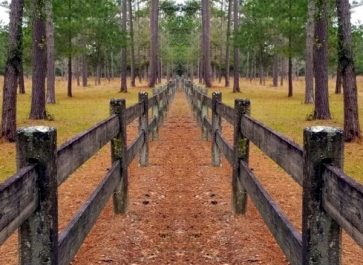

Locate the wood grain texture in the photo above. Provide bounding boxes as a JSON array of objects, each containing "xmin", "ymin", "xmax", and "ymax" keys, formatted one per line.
[
  {"xmin": 240, "ymin": 115, "xmax": 303, "ymax": 186},
  {"xmin": 126, "ymin": 132, "xmax": 145, "ymax": 166},
  {"xmin": 148, "ymin": 117, "xmax": 158, "ymax": 135},
  {"xmin": 239, "ymin": 161, "xmax": 302, "ymax": 265},
  {"xmin": 58, "ymin": 161, "xmax": 121, "ymax": 265},
  {"xmin": 57, "ymin": 115, "xmax": 119, "ymax": 186},
  {"xmin": 0, "ymin": 166, "xmax": 37, "ymax": 244},
  {"xmin": 216, "ymin": 102, "xmax": 235, "ymax": 125},
  {"xmin": 322, "ymin": 164, "xmax": 363, "ymax": 246},
  {"xmin": 203, "ymin": 117, "xmax": 213, "ymax": 134},
  {"xmin": 126, "ymin": 102, "xmax": 144, "ymax": 124},
  {"xmin": 215, "ymin": 131, "xmax": 234, "ymax": 165}
]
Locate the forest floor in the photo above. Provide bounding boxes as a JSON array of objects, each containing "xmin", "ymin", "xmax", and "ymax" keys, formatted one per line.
[{"xmin": 0, "ymin": 89, "xmax": 362, "ymax": 264}]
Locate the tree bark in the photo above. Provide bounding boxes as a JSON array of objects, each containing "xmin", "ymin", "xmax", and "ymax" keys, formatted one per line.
[
  {"xmin": 272, "ymin": 54, "xmax": 278, "ymax": 87},
  {"xmin": 305, "ymin": 0, "xmax": 315, "ymax": 103},
  {"xmin": 67, "ymin": 53, "xmax": 72, "ymax": 97},
  {"xmin": 336, "ymin": 0, "xmax": 361, "ymax": 141},
  {"xmin": 313, "ymin": 0, "xmax": 331, "ymax": 119},
  {"xmin": 45, "ymin": 0, "xmax": 55, "ymax": 103},
  {"xmin": 225, "ymin": 0, "xmax": 232, "ymax": 87},
  {"xmin": 18, "ymin": 61, "xmax": 25, "ymax": 94},
  {"xmin": 148, "ymin": 0, "xmax": 159, "ymax": 87},
  {"xmin": 30, "ymin": 0, "xmax": 47, "ymax": 119},
  {"xmin": 129, "ymin": 0, "xmax": 136, "ymax": 87},
  {"xmin": 82, "ymin": 55, "xmax": 88, "ymax": 87},
  {"xmin": 288, "ymin": 56, "xmax": 293, "ymax": 97},
  {"xmin": 120, "ymin": 0, "xmax": 128, "ymax": 92},
  {"xmin": 233, "ymin": 0, "xmax": 240, "ymax": 92},
  {"xmin": 335, "ymin": 63, "xmax": 342, "ymax": 94},
  {"xmin": 201, "ymin": 0, "xmax": 212, "ymax": 87},
  {"xmin": 1, "ymin": 0, "xmax": 24, "ymax": 141}
]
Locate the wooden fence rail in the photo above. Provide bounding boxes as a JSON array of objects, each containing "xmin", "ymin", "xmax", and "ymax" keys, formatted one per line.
[
  {"xmin": 183, "ymin": 79, "xmax": 363, "ymax": 265},
  {"xmin": 0, "ymin": 81, "xmax": 176, "ymax": 265}
]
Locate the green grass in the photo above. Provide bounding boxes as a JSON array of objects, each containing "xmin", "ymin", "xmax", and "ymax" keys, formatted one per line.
[
  {"xmin": 211, "ymin": 77, "xmax": 363, "ymax": 183},
  {"xmin": 0, "ymin": 77, "xmax": 146, "ymax": 181}
]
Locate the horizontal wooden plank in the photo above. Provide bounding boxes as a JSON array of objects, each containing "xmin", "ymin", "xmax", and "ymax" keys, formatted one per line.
[
  {"xmin": 240, "ymin": 115, "xmax": 303, "ymax": 186},
  {"xmin": 0, "ymin": 166, "xmax": 38, "ymax": 244},
  {"xmin": 322, "ymin": 165, "xmax": 363, "ymax": 246},
  {"xmin": 148, "ymin": 117, "xmax": 158, "ymax": 134},
  {"xmin": 58, "ymin": 161, "xmax": 121, "ymax": 265},
  {"xmin": 203, "ymin": 117, "xmax": 212, "ymax": 133},
  {"xmin": 126, "ymin": 132, "xmax": 145, "ymax": 166},
  {"xmin": 126, "ymin": 102, "xmax": 144, "ymax": 124},
  {"xmin": 239, "ymin": 161, "xmax": 302, "ymax": 265},
  {"xmin": 57, "ymin": 115, "xmax": 119, "ymax": 186},
  {"xmin": 216, "ymin": 102, "xmax": 235, "ymax": 124},
  {"xmin": 205, "ymin": 97, "xmax": 212, "ymax": 108},
  {"xmin": 149, "ymin": 95, "xmax": 157, "ymax": 108},
  {"xmin": 215, "ymin": 131, "xmax": 234, "ymax": 165}
]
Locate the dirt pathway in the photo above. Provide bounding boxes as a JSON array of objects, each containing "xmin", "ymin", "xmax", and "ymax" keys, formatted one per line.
[{"xmin": 68, "ymin": 91, "xmax": 288, "ymax": 265}]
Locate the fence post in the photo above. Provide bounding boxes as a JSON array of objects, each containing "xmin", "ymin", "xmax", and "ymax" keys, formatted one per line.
[
  {"xmin": 139, "ymin": 91, "xmax": 149, "ymax": 166},
  {"xmin": 17, "ymin": 126, "xmax": 58, "ymax": 265},
  {"xmin": 302, "ymin": 126, "xmax": 343, "ymax": 265},
  {"xmin": 212, "ymin": 92, "xmax": 222, "ymax": 166},
  {"xmin": 110, "ymin": 99, "xmax": 128, "ymax": 213},
  {"xmin": 152, "ymin": 89, "xmax": 160, "ymax": 140},
  {"xmin": 232, "ymin": 99, "xmax": 250, "ymax": 214},
  {"xmin": 201, "ymin": 94, "xmax": 208, "ymax": 140}
]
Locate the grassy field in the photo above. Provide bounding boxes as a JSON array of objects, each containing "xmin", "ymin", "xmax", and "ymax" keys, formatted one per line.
[
  {"xmin": 211, "ymin": 76, "xmax": 363, "ymax": 183},
  {"xmin": 0, "ymin": 77, "xmax": 147, "ymax": 181}
]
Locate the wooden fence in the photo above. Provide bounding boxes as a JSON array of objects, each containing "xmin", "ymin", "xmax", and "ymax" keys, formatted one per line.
[
  {"xmin": 0, "ymin": 81, "xmax": 176, "ymax": 265},
  {"xmin": 184, "ymin": 80, "xmax": 363, "ymax": 265}
]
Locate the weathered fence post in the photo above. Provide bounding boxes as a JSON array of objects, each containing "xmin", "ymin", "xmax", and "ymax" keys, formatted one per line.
[
  {"xmin": 302, "ymin": 126, "xmax": 343, "ymax": 265},
  {"xmin": 232, "ymin": 99, "xmax": 250, "ymax": 214},
  {"xmin": 212, "ymin": 92, "xmax": 222, "ymax": 166},
  {"xmin": 17, "ymin": 126, "xmax": 58, "ymax": 265},
  {"xmin": 110, "ymin": 99, "xmax": 128, "ymax": 213},
  {"xmin": 139, "ymin": 91, "xmax": 149, "ymax": 166},
  {"xmin": 152, "ymin": 89, "xmax": 160, "ymax": 140},
  {"xmin": 201, "ymin": 94, "xmax": 208, "ymax": 140}
]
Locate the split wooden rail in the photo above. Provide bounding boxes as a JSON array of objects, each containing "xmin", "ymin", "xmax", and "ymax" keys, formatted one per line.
[
  {"xmin": 184, "ymin": 79, "xmax": 363, "ymax": 265},
  {"xmin": 0, "ymin": 81, "xmax": 176, "ymax": 265}
]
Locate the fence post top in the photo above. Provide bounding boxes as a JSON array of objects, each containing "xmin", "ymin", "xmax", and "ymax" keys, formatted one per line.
[
  {"xmin": 110, "ymin": 98, "xmax": 126, "ymax": 106},
  {"xmin": 235, "ymin": 99, "xmax": 250, "ymax": 107},
  {"xmin": 212, "ymin": 91, "xmax": 221, "ymax": 98},
  {"xmin": 139, "ymin": 91, "xmax": 148, "ymax": 98},
  {"xmin": 304, "ymin": 126, "xmax": 343, "ymax": 139},
  {"xmin": 17, "ymin": 126, "xmax": 56, "ymax": 137}
]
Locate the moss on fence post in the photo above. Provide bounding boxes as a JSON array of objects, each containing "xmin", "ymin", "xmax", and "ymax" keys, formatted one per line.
[
  {"xmin": 302, "ymin": 126, "xmax": 343, "ymax": 265},
  {"xmin": 232, "ymin": 99, "xmax": 250, "ymax": 214},
  {"xmin": 17, "ymin": 126, "xmax": 58, "ymax": 265},
  {"xmin": 139, "ymin": 92, "xmax": 149, "ymax": 166},
  {"xmin": 212, "ymin": 92, "xmax": 222, "ymax": 166},
  {"xmin": 110, "ymin": 99, "xmax": 128, "ymax": 214}
]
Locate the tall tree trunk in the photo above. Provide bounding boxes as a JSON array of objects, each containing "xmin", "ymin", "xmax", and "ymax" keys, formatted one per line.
[
  {"xmin": 1, "ymin": 0, "xmax": 24, "ymax": 141},
  {"xmin": 201, "ymin": 0, "xmax": 212, "ymax": 87},
  {"xmin": 336, "ymin": 0, "xmax": 361, "ymax": 141},
  {"xmin": 225, "ymin": 0, "xmax": 232, "ymax": 87},
  {"xmin": 30, "ymin": 0, "xmax": 47, "ymax": 119},
  {"xmin": 272, "ymin": 54, "xmax": 278, "ymax": 87},
  {"xmin": 67, "ymin": 53, "xmax": 72, "ymax": 97},
  {"xmin": 233, "ymin": 0, "xmax": 240, "ymax": 92},
  {"xmin": 120, "ymin": 0, "xmax": 128, "ymax": 92},
  {"xmin": 305, "ymin": 0, "xmax": 315, "ymax": 103},
  {"xmin": 82, "ymin": 55, "xmax": 88, "ymax": 87},
  {"xmin": 129, "ymin": 0, "xmax": 136, "ymax": 87},
  {"xmin": 46, "ymin": 0, "xmax": 55, "ymax": 103},
  {"xmin": 288, "ymin": 55, "xmax": 293, "ymax": 97},
  {"xmin": 148, "ymin": 0, "xmax": 159, "ymax": 87},
  {"xmin": 18, "ymin": 62, "xmax": 25, "ymax": 94},
  {"xmin": 335, "ymin": 63, "xmax": 342, "ymax": 94},
  {"xmin": 313, "ymin": 0, "xmax": 331, "ymax": 119},
  {"xmin": 288, "ymin": 0, "xmax": 293, "ymax": 97}
]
